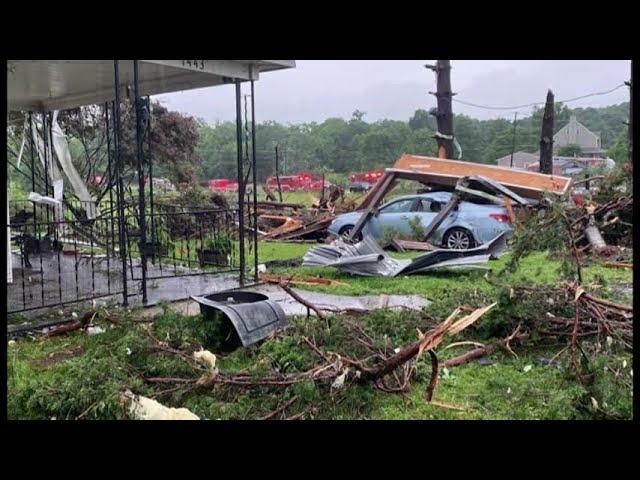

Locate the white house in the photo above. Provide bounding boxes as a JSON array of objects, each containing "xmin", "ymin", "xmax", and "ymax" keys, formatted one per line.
[{"xmin": 553, "ymin": 115, "xmax": 605, "ymax": 157}]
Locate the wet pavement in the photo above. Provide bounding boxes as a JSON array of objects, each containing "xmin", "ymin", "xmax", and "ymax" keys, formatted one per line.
[{"xmin": 7, "ymin": 251, "xmax": 241, "ymax": 317}]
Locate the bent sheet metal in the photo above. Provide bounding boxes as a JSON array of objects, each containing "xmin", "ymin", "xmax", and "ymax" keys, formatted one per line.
[{"xmin": 303, "ymin": 232, "xmax": 507, "ymax": 277}]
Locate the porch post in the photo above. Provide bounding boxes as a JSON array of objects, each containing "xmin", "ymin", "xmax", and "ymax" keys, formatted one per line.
[
  {"xmin": 251, "ymin": 77, "xmax": 258, "ymax": 282},
  {"xmin": 113, "ymin": 60, "xmax": 129, "ymax": 306},
  {"xmin": 235, "ymin": 80, "xmax": 245, "ymax": 286},
  {"xmin": 133, "ymin": 60, "xmax": 148, "ymax": 304}
]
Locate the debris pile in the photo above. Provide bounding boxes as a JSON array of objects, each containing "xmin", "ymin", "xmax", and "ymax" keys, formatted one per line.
[
  {"xmin": 507, "ymin": 192, "xmax": 632, "ymax": 274},
  {"xmin": 302, "ymin": 232, "xmax": 507, "ymax": 276},
  {"xmin": 254, "ymin": 185, "xmax": 355, "ymax": 241},
  {"xmin": 570, "ymin": 196, "xmax": 633, "ymax": 253}
]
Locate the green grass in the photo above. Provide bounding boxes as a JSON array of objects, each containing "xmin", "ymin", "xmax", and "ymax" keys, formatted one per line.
[
  {"xmin": 6, "ymin": 241, "xmax": 633, "ymax": 420},
  {"xmin": 255, "ymin": 243, "xmax": 632, "ymax": 318},
  {"xmin": 8, "ymin": 302, "xmax": 631, "ymax": 420}
]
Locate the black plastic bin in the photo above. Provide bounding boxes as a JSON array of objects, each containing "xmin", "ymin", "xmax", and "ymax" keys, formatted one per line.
[{"xmin": 191, "ymin": 291, "xmax": 288, "ymax": 348}]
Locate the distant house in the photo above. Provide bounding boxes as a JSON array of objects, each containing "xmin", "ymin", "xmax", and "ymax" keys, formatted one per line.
[
  {"xmin": 495, "ymin": 115, "xmax": 608, "ymax": 171},
  {"xmin": 525, "ymin": 156, "xmax": 615, "ymax": 177},
  {"xmin": 495, "ymin": 151, "xmax": 539, "ymax": 170},
  {"xmin": 553, "ymin": 115, "xmax": 605, "ymax": 157}
]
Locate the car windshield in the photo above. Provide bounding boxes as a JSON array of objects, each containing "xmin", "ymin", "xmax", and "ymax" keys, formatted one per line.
[{"xmin": 380, "ymin": 199, "xmax": 414, "ymax": 213}]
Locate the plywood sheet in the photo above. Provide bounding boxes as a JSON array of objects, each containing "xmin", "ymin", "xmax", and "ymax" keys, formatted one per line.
[{"xmin": 392, "ymin": 154, "xmax": 572, "ymax": 198}]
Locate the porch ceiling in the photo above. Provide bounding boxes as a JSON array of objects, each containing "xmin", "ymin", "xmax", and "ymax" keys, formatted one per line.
[{"xmin": 7, "ymin": 60, "xmax": 295, "ymax": 112}]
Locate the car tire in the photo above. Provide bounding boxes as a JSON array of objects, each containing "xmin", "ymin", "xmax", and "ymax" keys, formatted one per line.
[
  {"xmin": 443, "ymin": 227, "xmax": 475, "ymax": 250},
  {"xmin": 338, "ymin": 225, "xmax": 363, "ymax": 242}
]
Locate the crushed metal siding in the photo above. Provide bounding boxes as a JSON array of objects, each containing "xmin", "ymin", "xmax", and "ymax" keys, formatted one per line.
[{"xmin": 303, "ymin": 232, "xmax": 507, "ymax": 277}]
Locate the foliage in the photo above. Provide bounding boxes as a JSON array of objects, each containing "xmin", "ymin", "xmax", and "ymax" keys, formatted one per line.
[
  {"xmin": 607, "ymin": 129, "xmax": 630, "ymax": 164},
  {"xmin": 6, "ymin": 101, "xmax": 201, "ymax": 213},
  {"xmin": 195, "ymin": 102, "xmax": 629, "ymax": 181},
  {"xmin": 408, "ymin": 215, "xmax": 425, "ymax": 241},
  {"xmin": 502, "ymin": 200, "xmax": 571, "ymax": 274},
  {"xmin": 202, "ymin": 231, "xmax": 233, "ymax": 254},
  {"xmin": 381, "ymin": 226, "xmax": 402, "ymax": 245},
  {"xmin": 557, "ymin": 144, "xmax": 583, "ymax": 157}
]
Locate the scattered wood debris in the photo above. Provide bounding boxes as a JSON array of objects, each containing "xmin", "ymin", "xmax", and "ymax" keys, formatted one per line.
[
  {"xmin": 42, "ymin": 311, "xmax": 97, "ymax": 338},
  {"xmin": 383, "ymin": 238, "xmax": 441, "ymax": 252},
  {"xmin": 259, "ymin": 273, "xmax": 348, "ymax": 287},
  {"xmin": 603, "ymin": 262, "xmax": 633, "ymax": 269}
]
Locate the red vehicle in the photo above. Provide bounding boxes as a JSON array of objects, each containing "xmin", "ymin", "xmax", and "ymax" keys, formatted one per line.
[
  {"xmin": 266, "ymin": 176, "xmax": 302, "ymax": 192},
  {"xmin": 208, "ymin": 178, "xmax": 239, "ymax": 193},
  {"xmin": 309, "ymin": 179, "xmax": 332, "ymax": 191},
  {"xmin": 349, "ymin": 170, "xmax": 384, "ymax": 191},
  {"xmin": 266, "ymin": 172, "xmax": 329, "ymax": 192}
]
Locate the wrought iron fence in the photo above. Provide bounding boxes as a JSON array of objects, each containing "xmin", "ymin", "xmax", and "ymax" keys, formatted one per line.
[
  {"xmin": 7, "ymin": 200, "xmax": 124, "ymax": 313},
  {"xmin": 7, "ymin": 198, "xmax": 243, "ymax": 314},
  {"xmin": 127, "ymin": 204, "xmax": 241, "ymax": 280}
]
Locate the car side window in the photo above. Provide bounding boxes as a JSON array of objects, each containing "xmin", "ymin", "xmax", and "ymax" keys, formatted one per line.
[
  {"xmin": 380, "ymin": 199, "xmax": 414, "ymax": 214},
  {"xmin": 412, "ymin": 199, "xmax": 430, "ymax": 212}
]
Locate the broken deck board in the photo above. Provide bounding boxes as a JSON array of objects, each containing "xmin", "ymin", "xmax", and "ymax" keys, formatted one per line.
[{"xmin": 391, "ymin": 154, "xmax": 572, "ymax": 198}]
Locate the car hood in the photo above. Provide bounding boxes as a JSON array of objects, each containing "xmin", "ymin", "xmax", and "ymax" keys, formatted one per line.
[{"xmin": 329, "ymin": 211, "xmax": 365, "ymax": 231}]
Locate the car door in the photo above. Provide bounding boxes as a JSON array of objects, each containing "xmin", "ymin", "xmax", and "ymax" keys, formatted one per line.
[
  {"xmin": 372, "ymin": 198, "xmax": 417, "ymax": 238},
  {"xmin": 408, "ymin": 197, "xmax": 438, "ymax": 238}
]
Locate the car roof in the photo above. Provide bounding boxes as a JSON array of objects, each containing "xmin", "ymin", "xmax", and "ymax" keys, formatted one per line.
[{"xmin": 384, "ymin": 191, "xmax": 453, "ymax": 204}]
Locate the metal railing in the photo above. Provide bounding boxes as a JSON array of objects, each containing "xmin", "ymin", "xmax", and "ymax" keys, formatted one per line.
[
  {"xmin": 7, "ymin": 200, "xmax": 124, "ymax": 313},
  {"xmin": 7, "ymin": 199, "xmax": 243, "ymax": 314}
]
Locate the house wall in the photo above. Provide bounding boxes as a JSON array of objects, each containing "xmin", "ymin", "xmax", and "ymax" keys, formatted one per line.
[
  {"xmin": 554, "ymin": 116, "xmax": 601, "ymax": 152},
  {"xmin": 496, "ymin": 152, "xmax": 539, "ymax": 169}
]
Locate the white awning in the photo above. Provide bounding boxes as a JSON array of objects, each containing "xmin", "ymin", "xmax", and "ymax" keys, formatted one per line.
[{"xmin": 7, "ymin": 60, "xmax": 295, "ymax": 111}]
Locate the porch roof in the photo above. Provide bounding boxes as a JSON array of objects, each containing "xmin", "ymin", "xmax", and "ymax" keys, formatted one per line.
[{"xmin": 7, "ymin": 60, "xmax": 295, "ymax": 111}]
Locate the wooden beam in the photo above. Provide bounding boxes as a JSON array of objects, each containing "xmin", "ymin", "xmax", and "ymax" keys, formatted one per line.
[
  {"xmin": 347, "ymin": 172, "xmax": 396, "ymax": 241},
  {"xmin": 421, "ymin": 191, "xmax": 461, "ymax": 242},
  {"xmin": 355, "ymin": 171, "xmax": 392, "ymax": 211}
]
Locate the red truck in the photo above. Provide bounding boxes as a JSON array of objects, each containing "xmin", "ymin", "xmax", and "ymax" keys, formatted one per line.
[
  {"xmin": 208, "ymin": 178, "xmax": 239, "ymax": 193},
  {"xmin": 349, "ymin": 170, "xmax": 384, "ymax": 192},
  {"xmin": 266, "ymin": 176, "xmax": 302, "ymax": 192},
  {"xmin": 299, "ymin": 171, "xmax": 332, "ymax": 191},
  {"xmin": 266, "ymin": 172, "xmax": 330, "ymax": 192}
]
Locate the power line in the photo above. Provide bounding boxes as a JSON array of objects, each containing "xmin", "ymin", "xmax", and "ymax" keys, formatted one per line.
[{"xmin": 452, "ymin": 83, "xmax": 628, "ymax": 111}]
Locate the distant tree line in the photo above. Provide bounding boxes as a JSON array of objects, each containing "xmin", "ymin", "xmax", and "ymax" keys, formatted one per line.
[
  {"xmin": 7, "ymin": 101, "xmax": 630, "ymax": 195},
  {"xmin": 196, "ymin": 102, "xmax": 630, "ymax": 183}
]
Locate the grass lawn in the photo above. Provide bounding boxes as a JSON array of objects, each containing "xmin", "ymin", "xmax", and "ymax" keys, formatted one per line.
[{"xmin": 7, "ymin": 240, "xmax": 633, "ymax": 420}]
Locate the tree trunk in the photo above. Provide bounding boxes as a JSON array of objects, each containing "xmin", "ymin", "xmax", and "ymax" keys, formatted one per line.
[{"xmin": 539, "ymin": 90, "xmax": 554, "ymax": 174}]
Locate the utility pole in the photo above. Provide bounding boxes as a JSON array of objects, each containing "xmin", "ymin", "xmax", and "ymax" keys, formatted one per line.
[
  {"xmin": 509, "ymin": 112, "xmax": 518, "ymax": 168},
  {"xmin": 274, "ymin": 144, "xmax": 283, "ymax": 202},
  {"xmin": 426, "ymin": 60, "xmax": 455, "ymax": 159},
  {"xmin": 282, "ymin": 143, "xmax": 288, "ymax": 175},
  {"xmin": 539, "ymin": 90, "xmax": 554, "ymax": 174}
]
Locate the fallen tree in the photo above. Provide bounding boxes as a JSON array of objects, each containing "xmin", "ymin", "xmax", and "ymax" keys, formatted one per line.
[{"xmin": 143, "ymin": 303, "xmax": 497, "ymax": 411}]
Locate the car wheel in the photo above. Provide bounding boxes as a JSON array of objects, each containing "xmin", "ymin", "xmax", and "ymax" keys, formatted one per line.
[
  {"xmin": 443, "ymin": 227, "xmax": 475, "ymax": 250},
  {"xmin": 339, "ymin": 225, "xmax": 363, "ymax": 242}
]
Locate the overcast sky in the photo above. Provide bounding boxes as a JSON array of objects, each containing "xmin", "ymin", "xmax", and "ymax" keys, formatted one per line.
[{"xmin": 156, "ymin": 60, "xmax": 631, "ymax": 124}]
